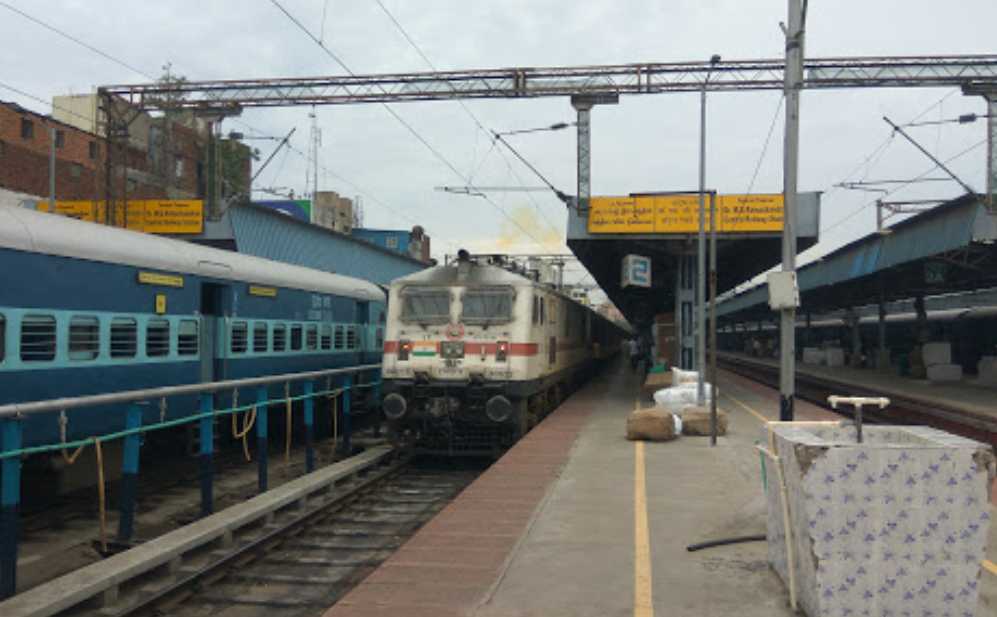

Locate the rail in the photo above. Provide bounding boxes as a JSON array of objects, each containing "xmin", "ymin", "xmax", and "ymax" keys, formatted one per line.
[{"xmin": 0, "ymin": 363, "xmax": 383, "ymax": 601}]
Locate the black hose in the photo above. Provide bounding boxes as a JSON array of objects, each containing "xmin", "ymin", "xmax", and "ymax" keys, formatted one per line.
[{"xmin": 685, "ymin": 534, "xmax": 766, "ymax": 552}]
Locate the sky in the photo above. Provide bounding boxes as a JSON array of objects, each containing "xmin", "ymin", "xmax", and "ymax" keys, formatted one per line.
[{"xmin": 1, "ymin": 0, "xmax": 995, "ymax": 297}]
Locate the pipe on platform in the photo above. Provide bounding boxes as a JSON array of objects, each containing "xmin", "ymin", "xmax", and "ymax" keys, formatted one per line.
[{"xmin": 686, "ymin": 534, "xmax": 766, "ymax": 552}]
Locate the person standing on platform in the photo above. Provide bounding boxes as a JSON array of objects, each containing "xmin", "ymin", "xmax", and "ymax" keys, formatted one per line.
[{"xmin": 629, "ymin": 338, "xmax": 640, "ymax": 372}]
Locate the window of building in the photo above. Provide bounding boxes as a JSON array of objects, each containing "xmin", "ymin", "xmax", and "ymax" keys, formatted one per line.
[
  {"xmin": 54, "ymin": 130, "xmax": 65, "ymax": 149},
  {"xmin": 69, "ymin": 316, "xmax": 100, "ymax": 361},
  {"xmin": 231, "ymin": 321, "xmax": 248, "ymax": 354},
  {"xmin": 110, "ymin": 318, "xmax": 137, "ymax": 358},
  {"xmin": 346, "ymin": 326, "xmax": 357, "ymax": 350},
  {"xmin": 334, "ymin": 325, "xmax": 345, "ymax": 350},
  {"xmin": 70, "ymin": 163, "xmax": 82, "ymax": 179},
  {"xmin": 20, "ymin": 118, "xmax": 34, "ymax": 140},
  {"xmin": 272, "ymin": 323, "xmax": 287, "ymax": 352},
  {"xmin": 174, "ymin": 155, "xmax": 184, "ymax": 179},
  {"xmin": 20, "ymin": 314, "xmax": 56, "ymax": 361},
  {"xmin": 253, "ymin": 322, "xmax": 268, "ymax": 353},
  {"xmin": 306, "ymin": 324, "xmax": 318, "ymax": 351},
  {"xmin": 290, "ymin": 324, "xmax": 303, "ymax": 351},
  {"xmin": 147, "ymin": 319, "xmax": 170, "ymax": 357},
  {"xmin": 0, "ymin": 140, "xmax": 6, "ymax": 157},
  {"xmin": 320, "ymin": 324, "xmax": 332, "ymax": 350},
  {"xmin": 178, "ymin": 320, "xmax": 199, "ymax": 355},
  {"xmin": 88, "ymin": 141, "xmax": 97, "ymax": 160}
]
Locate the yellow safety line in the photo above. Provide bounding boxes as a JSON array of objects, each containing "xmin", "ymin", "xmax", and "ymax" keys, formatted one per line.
[
  {"xmin": 722, "ymin": 390, "xmax": 772, "ymax": 425},
  {"xmin": 984, "ymin": 559, "xmax": 997, "ymax": 576},
  {"xmin": 634, "ymin": 437, "xmax": 654, "ymax": 617}
]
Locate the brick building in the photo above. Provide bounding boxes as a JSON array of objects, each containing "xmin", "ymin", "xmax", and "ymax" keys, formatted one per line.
[{"xmin": 0, "ymin": 97, "xmax": 251, "ymax": 212}]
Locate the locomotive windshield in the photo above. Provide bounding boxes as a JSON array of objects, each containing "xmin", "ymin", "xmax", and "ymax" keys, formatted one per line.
[
  {"xmin": 400, "ymin": 288, "xmax": 451, "ymax": 324},
  {"xmin": 461, "ymin": 287, "xmax": 513, "ymax": 324}
]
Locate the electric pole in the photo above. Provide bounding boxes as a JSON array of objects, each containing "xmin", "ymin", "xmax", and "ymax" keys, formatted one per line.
[{"xmin": 779, "ymin": 0, "xmax": 806, "ymax": 421}]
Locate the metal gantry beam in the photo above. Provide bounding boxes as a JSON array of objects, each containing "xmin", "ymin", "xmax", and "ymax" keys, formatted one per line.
[{"xmin": 100, "ymin": 55, "xmax": 997, "ymax": 111}]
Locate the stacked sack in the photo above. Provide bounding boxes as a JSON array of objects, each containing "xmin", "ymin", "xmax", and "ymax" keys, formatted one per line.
[{"xmin": 626, "ymin": 370, "xmax": 728, "ymax": 440}]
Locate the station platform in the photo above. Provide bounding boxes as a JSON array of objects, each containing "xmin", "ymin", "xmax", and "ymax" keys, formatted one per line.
[{"xmin": 323, "ymin": 362, "xmax": 997, "ymax": 616}]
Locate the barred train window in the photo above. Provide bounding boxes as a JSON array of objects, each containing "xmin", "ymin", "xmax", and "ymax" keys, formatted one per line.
[
  {"xmin": 290, "ymin": 324, "xmax": 303, "ymax": 351},
  {"xmin": 272, "ymin": 323, "xmax": 287, "ymax": 352},
  {"xmin": 0, "ymin": 314, "xmax": 5, "ymax": 362},
  {"xmin": 306, "ymin": 324, "xmax": 318, "ymax": 351},
  {"xmin": 334, "ymin": 325, "xmax": 345, "ymax": 350},
  {"xmin": 346, "ymin": 326, "xmax": 357, "ymax": 350},
  {"xmin": 253, "ymin": 322, "xmax": 268, "ymax": 353},
  {"xmin": 320, "ymin": 324, "xmax": 332, "ymax": 350},
  {"xmin": 20, "ymin": 314, "xmax": 56, "ymax": 361},
  {"xmin": 178, "ymin": 320, "xmax": 199, "ymax": 356},
  {"xmin": 69, "ymin": 315, "xmax": 100, "ymax": 361},
  {"xmin": 147, "ymin": 319, "xmax": 170, "ymax": 357},
  {"xmin": 231, "ymin": 321, "xmax": 248, "ymax": 354},
  {"xmin": 110, "ymin": 317, "xmax": 137, "ymax": 358}
]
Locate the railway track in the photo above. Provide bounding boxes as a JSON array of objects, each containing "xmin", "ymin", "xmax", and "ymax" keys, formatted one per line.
[
  {"xmin": 718, "ymin": 353, "xmax": 997, "ymax": 447},
  {"xmin": 50, "ymin": 453, "xmax": 480, "ymax": 617}
]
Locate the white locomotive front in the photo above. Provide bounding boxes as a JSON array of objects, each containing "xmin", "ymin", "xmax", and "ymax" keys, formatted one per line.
[{"xmin": 381, "ymin": 254, "xmax": 622, "ymax": 454}]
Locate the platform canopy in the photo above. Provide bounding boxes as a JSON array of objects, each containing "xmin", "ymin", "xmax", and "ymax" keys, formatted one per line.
[
  {"xmin": 717, "ymin": 193, "xmax": 997, "ymax": 324},
  {"xmin": 566, "ymin": 192, "xmax": 821, "ymax": 328}
]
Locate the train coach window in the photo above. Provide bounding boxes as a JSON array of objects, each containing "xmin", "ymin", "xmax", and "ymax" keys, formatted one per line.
[
  {"xmin": 346, "ymin": 326, "xmax": 357, "ymax": 350},
  {"xmin": 147, "ymin": 319, "xmax": 171, "ymax": 357},
  {"xmin": 462, "ymin": 288, "xmax": 513, "ymax": 325},
  {"xmin": 273, "ymin": 324, "xmax": 287, "ymax": 352},
  {"xmin": 0, "ymin": 314, "xmax": 5, "ymax": 362},
  {"xmin": 253, "ymin": 322, "xmax": 268, "ymax": 353},
  {"xmin": 110, "ymin": 318, "xmax": 137, "ymax": 358},
  {"xmin": 231, "ymin": 321, "xmax": 248, "ymax": 354},
  {"xmin": 20, "ymin": 315, "xmax": 56, "ymax": 362},
  {"xmin": 290, "ymin": 324, "xmax": 303, "ymax": 351},
  {"xmin": 334, "ymin": 325, "xmax": 345, "ymax": 350},
  {"xmin": 306, "ymin": 324, "xmax": 318, "ymax": 351},
  {"xmin": 69, "ymin": 316, "xmax": 100, "ymax": 361},
  {"xmin": 178, "ymin": 320, "xmax": 199, "ymax": 355},
  {"xmin": 400, "ymin": 288, "xmax": 450, "ymax": 324},
  {"xmin": 320, "ymin": 324, "xmax": 332, "ymax": 350}
]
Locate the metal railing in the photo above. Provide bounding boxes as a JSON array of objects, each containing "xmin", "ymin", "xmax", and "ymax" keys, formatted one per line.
[{"xmin": 0, "ymin": 363, "xmax": 382, "ymax": 600}]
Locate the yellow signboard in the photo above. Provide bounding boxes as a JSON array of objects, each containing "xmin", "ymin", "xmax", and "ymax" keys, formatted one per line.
[
  {"xmin": 248, "ymin": 285, "xmax": 278, "ymax": 298},
  {"xmin": 587, "ymin": 194, "xmax": 784, "ymax": 234},
  {"xmin": 138, "ymin": 271, "xmax": 184, "ymax": 288},
  {"xmin": 36, "ymin": 200, "xmax": 204, "ymax": 234}
]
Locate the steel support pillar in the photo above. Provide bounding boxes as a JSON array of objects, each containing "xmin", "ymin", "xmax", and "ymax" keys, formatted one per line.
[
  {"xmin": 676, "ymin": 254, "xmax": 696, "ymax": 370},
  {"xmin": 779, "ymin": 0, "xmax": 806, "ymax": 421},
  {"xmin": 116, "ymin": 403, "xmax": 144, "ymax": 543},
  {"xmin": 198, "ymin": 394, "xmax": 214, "ymax": 516},
  {"xmin": 877, "ymin": 292, "xmax": 890, "ymax": 371},
  {"xmin": 256, "ymin": 386, "xmax": 269, "ymax": 493},
  {"xmin": 340, "ymin": 376, "xmax": 353, "ymax": 456},
  {"xmin": 303, "ymin": 380, "xmax": 315, "ymax": 473},
  {"xmin": 0, "ymin": 419, "xmax": 22, "ymax": 600}
]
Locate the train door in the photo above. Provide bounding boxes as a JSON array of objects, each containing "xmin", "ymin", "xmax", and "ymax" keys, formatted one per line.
[
  {"xmin": 200, "ymin": 283, "xmax": 227, "ymax": 382},
  {"xmin": 356, "ymin": 301, "xmax": 370, "ymax": 358}
]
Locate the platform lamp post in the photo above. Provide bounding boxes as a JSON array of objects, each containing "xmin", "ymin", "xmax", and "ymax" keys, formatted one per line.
[{"xmin": 697, "ymin": 54, "xmax": 722, "ymax": 406}]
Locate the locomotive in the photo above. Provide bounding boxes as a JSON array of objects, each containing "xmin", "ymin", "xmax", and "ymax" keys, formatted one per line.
[{"xmin": 380, "ymin": 252, "xmax": 627, "ymax": 455}]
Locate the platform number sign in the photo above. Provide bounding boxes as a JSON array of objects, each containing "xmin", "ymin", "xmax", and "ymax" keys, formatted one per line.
[{"xmin": 622, "ymin": 254, "xmax": 651, "ymax": 288}]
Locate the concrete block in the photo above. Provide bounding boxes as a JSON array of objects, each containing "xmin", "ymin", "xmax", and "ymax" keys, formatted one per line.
[
  {"xmin": 824, "ymin": 348, "xmax": 845, "ymax": 367},
  {"xmin": 765, "ymin": 424, "xmax": 995, "ymax": 617},
  {"xmin": 926, "ymin": 363, "xmax": 962, "ymax": 382},
  {"xmin": 802, "ymin": 348, "xmax": 825, "ymax": 366},
  {"xmin": 922, "ymin": 341, "xmax": 952, "ymax": 366}
]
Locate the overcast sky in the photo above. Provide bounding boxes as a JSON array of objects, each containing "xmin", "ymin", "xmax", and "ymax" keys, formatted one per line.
[{"xmin": 2, "ymin": 0, "xmax": 995, "ymax": 293}]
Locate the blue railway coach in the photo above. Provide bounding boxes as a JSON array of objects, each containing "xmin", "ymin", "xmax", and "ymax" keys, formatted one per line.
[{"xmin": 0, "ymin": 205, "xmax": 387, "ymax": 450}]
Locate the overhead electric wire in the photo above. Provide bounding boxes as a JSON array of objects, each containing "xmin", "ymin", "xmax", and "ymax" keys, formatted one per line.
[
  {"xmin": 744, "ymin": 95, "xmax": 784, "ymax": 196},
  {"xmin": 270, "ymin": 0, "xmax": 546, "ymax": 247},
  {"xmin": 0, "ymin": 2, "xmax": 432, "ymax": 239},
  {"xmin": 367, "ymin": 0, "xmax": 563, "ymax": 239}
]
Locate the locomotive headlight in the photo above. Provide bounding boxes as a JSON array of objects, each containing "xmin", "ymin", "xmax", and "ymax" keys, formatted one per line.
[
  {"xmin": 485, "ymin": 395, "xmax": 513, "ymax": 423},
  {"xmin": 495, "ymin": 341, "xmax": 508, "ymax": 362},
  {"xmin": 398, "ymin": 340, "xmax": 412, "ymax": 361},
  {"xmin": 383, "ymin": 393, "xmax": 407, "ymax": 420}
]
